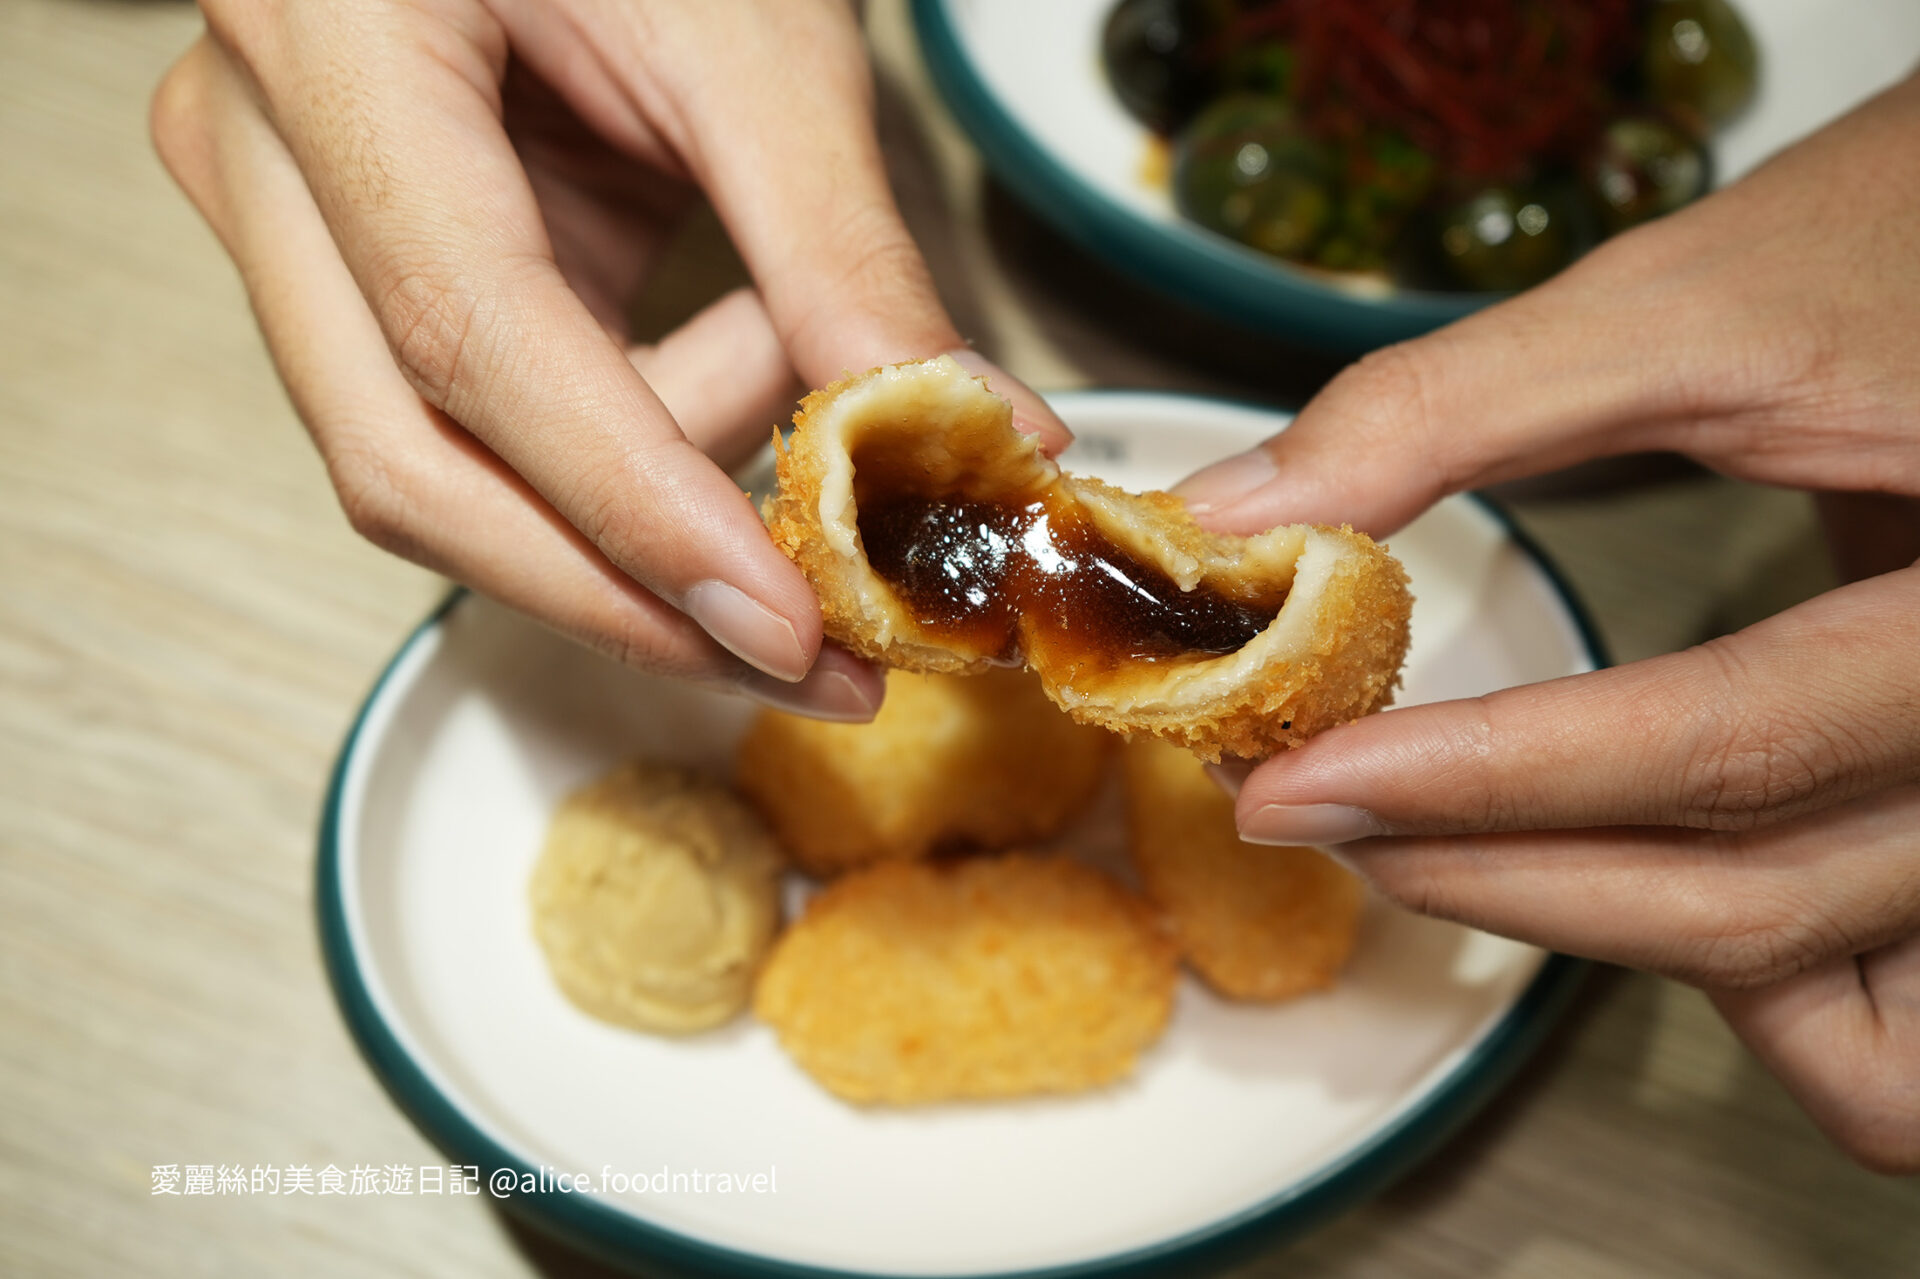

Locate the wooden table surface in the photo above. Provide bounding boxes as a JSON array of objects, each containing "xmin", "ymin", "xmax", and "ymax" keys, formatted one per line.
[{"xmin": 2, "ymin": 2, "xmax": 1914, "ymax": 1276}]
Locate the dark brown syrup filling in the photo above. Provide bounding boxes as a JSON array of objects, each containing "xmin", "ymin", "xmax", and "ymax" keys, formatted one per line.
[{"xmin": 857, "ymin": 486, "xmax": 1283, "ymax": 675}]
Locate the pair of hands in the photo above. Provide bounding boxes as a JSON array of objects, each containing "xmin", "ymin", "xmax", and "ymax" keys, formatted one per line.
[{"xmin": 155, "ymin": 0, "xmax": 1919, "ymax": 1171}]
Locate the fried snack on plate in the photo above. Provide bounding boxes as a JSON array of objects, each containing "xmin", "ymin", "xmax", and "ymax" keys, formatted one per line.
[
  {"xmin": 1124, "ymin": 738, "xmax": 1363, "ymax": 1000},
  {"xmin": 753, "ymin": 854, "xmax": 1178, "ymax": 1104},
  {"xmin": 761, "ymin": 356, "xmax": 1412, "ymax": 762},
  {"xmin": 734, "ymin": 667, "xmax": 1110, "ymax": 875},
  {"xmin": 530, "ymin": 761, "xmax": 782, "ymax": 1033}
]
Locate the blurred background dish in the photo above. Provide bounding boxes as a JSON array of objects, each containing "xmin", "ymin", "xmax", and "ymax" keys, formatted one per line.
[
  {"xmin": 913, "ymin": 0, "xmax": 1920, "ymax": 349},
  {"xmin": 321, "ymin": 392, "xmax": 1599, "ymax": 1276}
]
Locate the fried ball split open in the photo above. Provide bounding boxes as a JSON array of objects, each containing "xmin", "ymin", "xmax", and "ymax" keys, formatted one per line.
[
  {"xmin": 753, "ymin": 854, "xmax": 1178, "ymax": 1104},
  {"xmin": 735, "ymin": 668, "xmax": 1110, "ymax": 876},
  {"xmin": 762, "ymin": 356, "xmax": 1413, "ymax": 761},
  {"xmin": 1125, "ymin": 738, "xmax": 1363, "ymax": 1001}
]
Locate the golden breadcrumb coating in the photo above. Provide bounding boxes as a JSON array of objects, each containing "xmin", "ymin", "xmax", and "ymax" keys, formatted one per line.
[
  {"xmin": 530, "ymin": 761, "xmax": 783, "ymax": 1033},
  {"xmin": 735, "ymin": 669, "xmax": 1110, "ymax": 876},
  {"xmin": 1124, "ymin": 738, "xmax": 1363, "ymax": 1001},
  {"xmin": 761, "ymin": 357, "xmax": 1412, "ymax": 762},
  {"xmin": 753, "ymin": 855, "xmax": 1178, "ymax": 1103}
]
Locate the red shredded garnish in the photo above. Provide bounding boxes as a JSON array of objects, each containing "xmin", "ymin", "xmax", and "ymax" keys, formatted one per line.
[{"xmin": 1220, "ymin": 0, "xmax": 1640, "ymax": 177}]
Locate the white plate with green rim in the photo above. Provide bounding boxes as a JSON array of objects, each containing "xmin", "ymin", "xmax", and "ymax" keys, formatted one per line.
[
  {"xmin": 319, "ymin": 391, "xmax": 1602, "ymax": 1277},
  {"xmin": 912, "ymin": 0, "xmax": 1920, "ymax": 351}
]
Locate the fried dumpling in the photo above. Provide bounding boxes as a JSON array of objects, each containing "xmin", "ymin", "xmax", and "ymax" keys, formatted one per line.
[{"xmin": 763, "ymin": 357, "xmax": 1412, "ymax": 761}]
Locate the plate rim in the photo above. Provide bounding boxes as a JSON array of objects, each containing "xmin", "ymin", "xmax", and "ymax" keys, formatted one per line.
[
  {"xmin": 908, "ymin": 0, "xmax": 1487, "ymax": 352},
  {"xmin": 315, "ymin": 397, "xmax": 1608, "ymax": 1278}
]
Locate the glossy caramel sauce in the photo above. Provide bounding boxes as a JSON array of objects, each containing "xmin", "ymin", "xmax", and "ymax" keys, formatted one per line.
[{"xmin": 857, "ymin": 486, "xmax": 1281, "ymax": 676}]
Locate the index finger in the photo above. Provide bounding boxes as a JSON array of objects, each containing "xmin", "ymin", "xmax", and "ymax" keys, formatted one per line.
[
  {"xmin": 210, "ymin": 0, "xmax": 822, "ymax": 682},
  {"xmin": 1174, "ymin": 69, "xmax": 1920, "ymax": 539},
  {"xmin": 1171, "ymin": 250, "xmax": 1694, "ymax": 539}
]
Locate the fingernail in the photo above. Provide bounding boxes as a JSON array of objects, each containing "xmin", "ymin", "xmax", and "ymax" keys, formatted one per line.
[
  {"xmin": 946, "ymin": 346, "xmax": 1007, "ymax": 389},
  {"xmin": 1205, "ymin": 761, "xmax": 1252, "ymax": 798},
  {"xmin": 1239, "ymin": 802, "xmax": 1387, "ymax": 846},
  {"xmin": 681, "ymin": 580, "xmax": 809, "ymax": 683},
  {"xmin": 736, "ymin": 667, "xmax": 879, "ymax": 723},
  {"xmin": 945, "ymin": 347, "xmax": 1069, "ymax": 447},
  {"xmin": 1172, "ymin": 448, "xmax": 1278, "ymax": 514}
]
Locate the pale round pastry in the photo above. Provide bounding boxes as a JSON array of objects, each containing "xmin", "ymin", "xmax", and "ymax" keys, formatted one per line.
[
  {"xmin": 753, "ymin": 854, "xmax": 1178, "ymax": 1104},
  {"xmin": 734, "ymin": 667, "xmax": 1111, "ymax": 876},
  {"xmin": 530, "ymin": 761, "xmax": 782, "ymax": 1034},
  {"xmin": 762, "ymin": 356, "xmax": 1413, "ymax": 762}
]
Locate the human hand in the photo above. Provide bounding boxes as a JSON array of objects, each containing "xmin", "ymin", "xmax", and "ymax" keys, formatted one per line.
[
  {"xmin": 1178, "ymin": 72, "xmax": 1920, "ymax": 1171},
  {"xmin": 151, "ymin": 0, "xmax": 1068, "ymax": 721}
]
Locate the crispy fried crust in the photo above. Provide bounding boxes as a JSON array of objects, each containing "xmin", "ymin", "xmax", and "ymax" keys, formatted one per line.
[
  {"xmin": 764, "ymin": 360, "xmax": 1038, "ymax": 676},
  {"xmin": 753, "ymin": 855, "xmax": 1178, "ymax": 1104},
  {"xmin": 1124, "ymin": 739, "xmax": 1363, "ymax": 1001},
  {"xmin": 735, "ymin": 669, "xmax": 1111, "ymax": 876},
  {"xmin": 762, "ymin": 357, "xmax": 1413, "ymax": 761}
]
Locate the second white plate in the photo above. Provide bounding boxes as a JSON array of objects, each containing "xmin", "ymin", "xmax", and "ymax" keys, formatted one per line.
[{"xmin": 915, "ymin": 0, "xmax": 1920, "ymax": 349}]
